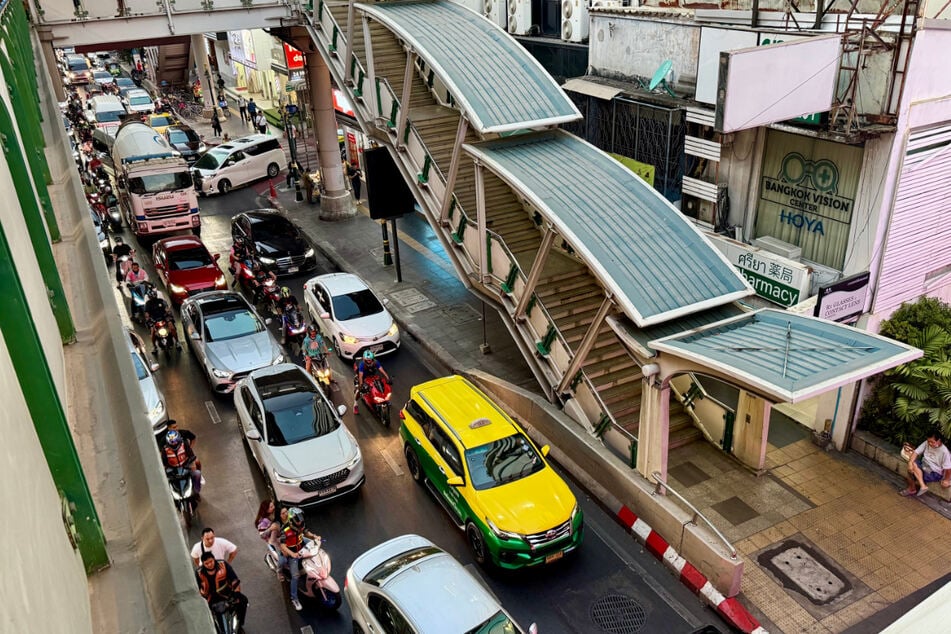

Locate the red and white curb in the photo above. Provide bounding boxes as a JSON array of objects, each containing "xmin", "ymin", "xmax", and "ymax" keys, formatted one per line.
[{"xmin": 615, "ymin": 505, "xmax": 768, "ymax": 634}]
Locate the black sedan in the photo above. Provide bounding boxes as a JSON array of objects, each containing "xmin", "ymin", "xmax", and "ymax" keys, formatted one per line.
[
  {"xmin": 231, "ymin": 209, "xmax": 318, "ymax": 276},
  {"xmin": 164, "ymin": 124, "xmax": 206, "ymax": 165}
]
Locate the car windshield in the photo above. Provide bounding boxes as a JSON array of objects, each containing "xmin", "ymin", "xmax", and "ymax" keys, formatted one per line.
[
  {"xmin": 203, "ymin": 308, "xmax": 263, "ymax": 342},
  {"xmin": 263, "ymin": 390, "xmax": 340, "ymax": 446},
  {"xmin": 151, "ymin": 115, "xmax": 173, "ymax": 127},
  {"xmin": 465, "ymin": 433, "xmax": 544, "ymax": 490},
  {"xmin": 331, "ymin": 289, "xmax": 383, "ymax": 322},
  {"xmin": 66, "ymin": 58, "xmax": 87, "ymax": 71},
  {"xmin": 95, "ymin": 110, "xmax": 123, "ymax": 123},
  {"xmin": 194, "ymin": 148, "xmax": 228, "ymax": 170},
  {"xmin": 94, "ymin": 72, "xmax": 111, "ymax": 80},
  {"xmin": 169, "ymin": 247, "xmax": 213, "ymax": 270},
  {"xmin": 116, "ymin": 79, "xmax": 134, "ymax": 88},
  {"xmin": 129, "ymin": 96, "xmax": 152, "ymax": 106},
  {"xmin": 127, "ymin": 171, "xmax": 193, "ymax": 194},
  {"xmin": 467, "ymin": 611, "xmax": 521, "ymax": 634},
  {"xmin": 130, "ymin": 351, "xmax": 148, "ymax": 381},
  {"xmin": 169, "ymin": 129, "xmax": 198, "ymax": 144},
  {"xmin": 252, "ymin": 218, "xmax": 298, "ymax": 241}
]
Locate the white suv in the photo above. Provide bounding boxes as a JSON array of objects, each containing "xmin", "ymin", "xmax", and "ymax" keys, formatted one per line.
[{"xmin": 191, "ymin": 135, "xmax": 284, "ymax": 195}]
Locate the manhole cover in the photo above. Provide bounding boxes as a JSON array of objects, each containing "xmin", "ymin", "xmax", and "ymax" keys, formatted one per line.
[
  {"xmin": 757, "ymin": 540, "xmax": 851, "ymax": 605},
  {"xmin": 590, "ymin": 595, "xmax": 647, "ymax": 633},
  {"xmin": 441, "ymin": 304, "xmax": 480, "ymax": 325},
  {"xmin": 390, "ymin": 288, "xmax": 429, "ymax": 306}
]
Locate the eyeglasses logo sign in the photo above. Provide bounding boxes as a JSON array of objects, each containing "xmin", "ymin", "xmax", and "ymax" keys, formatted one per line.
[{"xmin": 779, "ymin": 152, "xmax": 839, "ymax": 194}]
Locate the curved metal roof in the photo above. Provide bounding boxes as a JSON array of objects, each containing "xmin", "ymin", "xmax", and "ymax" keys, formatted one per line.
[
  {"xmin": 650, "ymin": 309, "xmax": 922, "ymax": 403},
  {"xmin": 464, "ymin": 130, "xmax": 753, "ymax": 327},
  {"xmin": 355, "ymin": 0, "xmax": 580, "ymax": 134}
]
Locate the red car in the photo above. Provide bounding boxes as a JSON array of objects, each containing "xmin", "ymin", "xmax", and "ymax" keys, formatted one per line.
[{"xmin": 152, "ymin": 235, "xmax": 227, "ymax": 305}]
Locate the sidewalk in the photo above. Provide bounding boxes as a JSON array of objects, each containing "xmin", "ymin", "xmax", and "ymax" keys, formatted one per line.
[{"xmin": 184, "ymin": 110, "xmax": 951, "ymax": 634}]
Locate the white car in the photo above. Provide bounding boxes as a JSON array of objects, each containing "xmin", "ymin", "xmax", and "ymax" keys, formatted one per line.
[
  {"xmin": 125, "ymin": 329, "xmax": 168, "ymax": 436},
  {"xmin": 92, "ymin": 70, "xmax": 115, "ymax": 87},
  {"xmin": 122, "ymin": 88, "xmax": 153, "ymax": 114},
  {"xmin": 303, "ymin": 273, "xmax": 399, "ymax": 360},
  {"xmin": 233, "ymin": 364, "xmax": 364, "ymax": 506},
  {"xmin": 346, "ymin": 534, "xmax": 535, "ymax": 634}
]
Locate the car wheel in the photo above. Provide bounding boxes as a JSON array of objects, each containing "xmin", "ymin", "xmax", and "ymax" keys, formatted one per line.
[
  {"xmin": 267, "ymin": 162, "xmax": 280, "ymax": 178},
  {"xmin": 404, "ymin": 445, "xmax": 423, "ymax": 484},
  {"xmin": 467, "ymin": 522, "xmax": 488, "ymax": 566},
  {"xmin": 218, "ymin": 179, "xmax": 231, "ymax": 194}
]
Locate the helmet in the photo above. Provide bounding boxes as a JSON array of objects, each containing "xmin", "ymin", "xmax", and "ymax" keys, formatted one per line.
[
  {"xmin": 306, "ymin": 324, "xmax": 317, "ymax": 336},
  {"xmin": 281, "ymin": 286, "xmax": 291, "ymax": 299},
  {"xmin": 362, "ymin": 350, "xmax": 375, "ymax": 362},
  {"xmin": 148, "ymin": 288, "xmax": 158, "ymax": 298},
  {"xmin": 165, "ymin": 430, "xmax": 182, "ymax": 447},
  {"xmin": 288, "ymin": 507, "xmax": 304, "ymax": 527}
]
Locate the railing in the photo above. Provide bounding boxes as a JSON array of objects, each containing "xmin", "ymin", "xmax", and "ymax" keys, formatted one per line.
[
  {"xmin": 670, "ymin": 373, "xmax": 735, "ymax": 450},
  {"xmin": 651, "ymin": 471, "xmax": 737, "ymax": 560}
]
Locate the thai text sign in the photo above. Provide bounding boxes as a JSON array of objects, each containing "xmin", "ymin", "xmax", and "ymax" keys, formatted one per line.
[
  {"xmin": 709, "ymin": 235, "xmax": 812, "ymax": 307},
  {"xmin": 814, "ymin": 271, "xmax": 870, "ymax": 323},
  {"xmin": 283, "ymin": 43, "xmax": 304, "ymax": 70}
]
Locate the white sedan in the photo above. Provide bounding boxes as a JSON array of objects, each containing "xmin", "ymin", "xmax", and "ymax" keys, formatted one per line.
[
  {"xmin": 303, "ymin": 273, "xmax": 399, "ymax": 360},
  {"xmin": 233, "ymin": 364, "xmax": 364, "ymax": 506}
]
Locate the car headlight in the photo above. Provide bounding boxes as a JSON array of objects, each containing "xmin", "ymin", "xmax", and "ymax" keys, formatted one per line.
[
  {"xmin": 272, "ymin": 469, "xmax": 300, "ymax": 485},
  {"xmin": 169, "ymin": 283, "xmax": 186, "ymax": 294},
  {"xmin": 215, "ymin": 275, "xmax": 226, "ymax": 286},
  {"xmin": 387, "ymin": 323, "xmax": 399, "ymax": 337},
  {"xmin": 149, "ymin": 400, "xmax": 165, "ymax": 420},
  {"xmin": 258, "ymin": 256, "xmax": 275, "ymax": 265},
  {"xmin": 304, "ymin": 248, "xmax": 315, "ymax": 258},
  {"xmin": 341, "ymin": 334, "xmax": 358, "ymax": 345},
  {"xmin": 486, "ymin": 518, "xmax": 522, "ymax": 542},
  {"xmin": 347, "ymin": 453, "xmax": 361, "ymax": 468},
  {"xmin": 571, "ymin": 502, "xmax": 581, "ymax": 522},
  {"xmin": 271, "ymin": 354, "xmax": 284, "ymax": 365},
  {"xmin": 211, "ymin": 367, "xmax": 233, "ymax": 379}
]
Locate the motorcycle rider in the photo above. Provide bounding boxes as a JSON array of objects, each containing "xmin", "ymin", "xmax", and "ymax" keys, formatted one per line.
[
  {"xmin": 229, "ymin": 236, "xmax": 253, "ymax": 287},
  {"xmin": 195, "ymin": 551, "xmax": 248, "ymax": 632},
  {"xmin": 144, "ymin": 288, "xmax": 181, "ymax": 354},
  {"xmin": 249, "ymin": 260, "xmax": 276, "ymax": 304},
  {"xmin": 111, "ymin": 236, "xmax": 134, "ymax": 287},
  {"xmin": 124, "ymin": 261, "xmax": 150, "ymax": 314},
  {"xmin": 301, "ymin": 325, "xmax": 329, "ymax": 375},
  {"xmin": 162, "ymin": 429, "xmax": 202, "ymax": 500},
  {"xmin": 353, "ymin": 350, "xmax": 390, "ymax": 415},
  {"xmin": 278, "ymin": 287, "xmax": 302, "ymax": 344},
  {"xmin": 279, "ymin": 507, "xmax": 318, "ymax": 611}
]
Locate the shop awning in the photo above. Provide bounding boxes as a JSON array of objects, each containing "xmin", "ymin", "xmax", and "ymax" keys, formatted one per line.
[
  {"xmin": 562, "ymin": 77, "xmax": 623, "ymax": 101},
  {"xmin": 650, "ymin": 309, "xmax": 922, "ymax": 403}
]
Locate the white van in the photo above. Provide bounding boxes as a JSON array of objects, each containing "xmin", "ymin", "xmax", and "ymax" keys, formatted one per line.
[
  {"xmin": 86, "ymin": 95, "xmax": 127, "ymax": 137},
  {"xmin": 191, "ymin": 134, "xmax": 283, "ymax": 195}
]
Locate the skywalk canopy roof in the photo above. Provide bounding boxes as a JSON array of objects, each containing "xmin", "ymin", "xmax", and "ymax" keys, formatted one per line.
[
  {"xmin": 650, "ymin": 309, "xmax": 921, "ymax": 403},
  {"xmin": 464, "ymin": 130, "xmax": 753, "ymax": 327},
  {"xmin": 356, "ymin": 0, "xmax": 580, "ymax": 133}
]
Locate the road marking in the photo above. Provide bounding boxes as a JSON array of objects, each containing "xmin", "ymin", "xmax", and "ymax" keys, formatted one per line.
[
  {"xmin": 205, "ymin": 400, "xmax": 221, "ymax": 424},
  {"xmin": 244, "ymin": 489, "xmax": 257, "ymax": 514},
  {"xmin": 381, "ymin": 447, "xmax": 405, "ymax": 477},
  {"xmin": 301, "ymin": 627, "xmax": 314, "ymax": 634}
]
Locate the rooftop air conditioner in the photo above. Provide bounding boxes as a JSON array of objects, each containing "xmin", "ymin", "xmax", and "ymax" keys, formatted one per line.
[
  {"xmin": 753, "ymin": 236, "xmax": 802, "ymax": 261},
  {"xmin": 483, "ymin": 0, "xmax": 507, "ymax": 29},
  {"xmin": 562, "ymin": 0, "xmax": 589, "ymax": 43},
  {"xmin": 508, "ymin": 0, "xmax": 532, "ymax": 35}
]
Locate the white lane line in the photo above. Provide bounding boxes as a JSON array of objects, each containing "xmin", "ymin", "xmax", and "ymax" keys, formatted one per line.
[
  {"xmin": 244, "ymin": 488, "xmax": 257, "ymax": 514},
  {"xmin": 301, "ymin": 627, "xmax": 314, "ymax": 634},
  {"xmin": 381, "ymin": 447, "xmax": 405, "ymax": 477},
  {"xmin": 205, "ymin": 400, "xmax": 221, "ymax": 425}
]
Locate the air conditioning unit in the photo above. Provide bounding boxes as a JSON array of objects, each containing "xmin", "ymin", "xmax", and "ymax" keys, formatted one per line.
[
  {"xmin": 753, "ymin": 236, "xmax": 802, "ymax": 261},
  {"xmin": 508, "ymin": 0, "xmax": 532, "ymax": 35},
  {"xmin": 561, "ymin": 0, "xmax": 589, "ymax": 43},
  {"xmin": 483, "ymin": 0, "xmax": 507, "ymax": 29}
]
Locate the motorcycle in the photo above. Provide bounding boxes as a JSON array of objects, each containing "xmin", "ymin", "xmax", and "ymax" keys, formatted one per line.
[
  {"xmin": 87, "ymin": 191, "xmax": 108, "ymax": 225},
  {"xmin": 103, "ymin": 191, "xmax": 122, "ymax": 231},
  {"xmin": 209, "ymin": 597, "xmax": 242, "ymax": 634},
  {"xmin": 127, "ymin": 280, "xmax": 153, "ymax": 324},
  {"xmin": 150, "ymin": 317, "xmax": 178, "ymax": 358},
  {"xmin": 264, "ymin": 537, "xmax": 342, "ymax": 611},
  {"xmin": 166, "ymin": 464, "xmax": 198, "ymax": 528},
  {"xmin": 308, "ymin": 352, "xmax": 333, "ymax": 398},
  {"xmin": 355, "ymin": 370, "xmax": 393, "ymax": 427},
  {"xmin": 258, "ymin": 278, "xmax": 281, "ymax": 315},
  {"xmin": 281, "ymin": 305, "xmax": 306, "ymax": 350}
]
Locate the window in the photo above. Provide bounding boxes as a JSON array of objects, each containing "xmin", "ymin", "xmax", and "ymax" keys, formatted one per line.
[
  {"xmin": 315, "ymin": 286, "xmax": 331, "ymax": 313},
  {"xmin": 261, "ymin": 391, "xmax": 340, "ymax": 446},
  {"xmin": 465, "ymin": 433, "xmax": 543, "ymax": 490},
  {"xmin": 127, "ymin": 171, "xmax": 193, "ymax": 194},
  {"xmin": 367, "ymin": 594, "xmax": 414, "ymax": 634},
  {"xmin": 331, "ymin": 289, "xmax": 384, "ymax": 321},
  {"xmin": 168, "ymin": 247, "xmax": 214, "ymax": 271},
  {"xmin": 203, "ymin": 309, "xmax": 264, "ymax": 342},
  {"xmin": 431, "ymin": 425, "xmax": 463, "ymax": 477},
  {"xmin": 245, "ymin": 139, "xmax": 280, "ymax": 156},
  {"xmin": 407, "ymin": 400, "xmax": 436, "ymax": 439}
]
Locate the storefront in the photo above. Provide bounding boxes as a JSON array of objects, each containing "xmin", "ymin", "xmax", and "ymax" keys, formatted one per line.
[
  {"xmin": 227, "ymin": 29, "xmax": 278, "ymax": 108},
  {"xmin": 334, "ymin": 88, "xmax": 375, "ymax": 170}
]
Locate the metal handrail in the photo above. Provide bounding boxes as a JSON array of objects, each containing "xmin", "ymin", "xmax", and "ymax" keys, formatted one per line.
[
  {"xmin": 684, "ymin": 372, "xmax": 736, "ymax": 414},
  {"xmin": 651, "ymin": 471, "xmax": 737, "ymax": 560}
]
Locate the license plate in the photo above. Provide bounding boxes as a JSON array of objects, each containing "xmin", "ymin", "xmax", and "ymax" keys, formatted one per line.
[
  {"xmin": 545, "ymin": 551, "xmax": 564, "ymax": 564},
  {"xmin": 288, "ymin": 266, "xmax": 299, "ymax": 274},
  {"xmin": 318, "ymin": 486, "xmax": 337, "ymax": 497}
]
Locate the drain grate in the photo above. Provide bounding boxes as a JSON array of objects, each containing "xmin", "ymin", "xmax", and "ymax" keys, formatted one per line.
[{"xmin": 590, "ymin": 595, "xmax": 647, "ymax": 633}]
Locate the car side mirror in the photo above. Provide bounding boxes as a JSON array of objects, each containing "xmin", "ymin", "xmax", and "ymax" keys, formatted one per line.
[
  {"xmin": 540, "ymin": 445, "xmax": 550, "ymax": 457},
  {"xmin": 190, "ymin": 331, "xmax": 201, "ymax": 340},
  {"xmin": 446, "ymin": 476, "xmax": 464, "ymax": 487},
  {"xmin": 150, "ymin": 362, "xmax": 160, "ymax": 372},
  {"xmin": 213, "ymin": 253, "xmax": 221, "ymax": 261},
  {"xmin": 336, "ymin": 404, "xmax": 347, "ymax": 417},
  {"xmin": 319, "ymin": 311, "xmax": 330, "ymax": 320},
  {"xmin": 246, "ymin": 429, "xmax": 261, "ymax": 441},
  {"xmin": 264, "ymin": 318, "xmax": 272, "ymax": 325}
]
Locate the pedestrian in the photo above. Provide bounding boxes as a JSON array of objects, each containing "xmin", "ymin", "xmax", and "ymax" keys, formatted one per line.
[
  {"xmin": 190, "ymin": 527, "xmax": 238, "ymax": 568},
  {"xmin": 238, "ymin": 96, "xmax": 247, "ymax": 123},
  {"xmin": 247, "ymin": 98, "xmax": 257, "ymax": 121},
  {"xmin": 217, "ymin": 94, "xmax": 229, "ymax": 117},
  {"xmin": 254, "ymin": 111, "xmax": 267, "ymax": 134},
  {"xmin": 285, "ymin": 160, "xmax": 299, "ymax": 188},
  {"xmin": 216, "ymin": 73, "xmax": 225, "ymax": 93},
  {"xmin": 346, "ymin": 161, "xmax": 361, "ymax": 200},
  {"xmin": 210, "ymin": 109, "xmax": 222, "ymax": 138}
]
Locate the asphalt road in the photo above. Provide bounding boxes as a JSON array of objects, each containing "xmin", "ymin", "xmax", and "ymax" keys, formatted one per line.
[{"xmin": 98, "ymin": 142, "xmax": 725, "ymax": 634}]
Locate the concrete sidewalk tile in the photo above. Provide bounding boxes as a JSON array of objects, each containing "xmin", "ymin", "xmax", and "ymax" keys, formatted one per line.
[{"xmin": 876, "ymin": 576, "xmax": 918, "ymax": 603}]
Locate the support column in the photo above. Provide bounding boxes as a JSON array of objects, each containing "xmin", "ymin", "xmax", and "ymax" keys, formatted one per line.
[
  {"xmin": 475, "ymin": 160, "xmax": 488, "ymax": 283},
  {"xmin": 36, "ymin": 28, "xmax": 65, "ymax": 103},
  {"xmin": 733, "ymin": 390, "xmax": 771, "ymax": 473},
  {"xmin": 635, "ymin": 379, "xmax": 670, "ymax": 481},
  {"xmin": 514, "ymin": 226, "xmax": 556, "ymax": 320},
  {"xmin": 306, "ymin": 47, "xmax": 354, "ymax": 220},
  {"xmin": 396, "ymin": 49, "xmax": 414, "ymax": 150},
  {"xmin": 190, "ymin": 34, "xmax": 215, "ymax": 115},
  {"xmin": 438, "ymin": 116, "xmax": 468, "ymax": 225}
]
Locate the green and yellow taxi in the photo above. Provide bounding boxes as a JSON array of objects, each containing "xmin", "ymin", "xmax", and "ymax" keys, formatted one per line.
[{"xmin": 399, "ymin": 375, "xmax": 583, "ymax": 569}]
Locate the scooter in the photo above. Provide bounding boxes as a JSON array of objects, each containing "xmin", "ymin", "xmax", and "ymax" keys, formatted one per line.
[
  {"xmin": 282, "ymin": 305, "xmax": 306, "ymax": 351},
  {"xmin": 355, "ymin": 370, "xmax": 393, "ymax": 427},
  {"xmin": 308, "ymin": 353, "xmax": 333, "ymax": 398},
  {"xmin": 127, "ymin": 281, "xmax": 153, "ymax": 324},
  {"xmin": 149, "ymin": 316, "xmax": 179, "ymax": 359},
  {"xmin": 166, "ymin": 464, "xmax": 198, "ymax": 529},
  {"xmin": 104, "ymin": 191, "xmax": 122, "ymax": 231},
  {"xmin": 264, "ymin": 537, "xmax": 342, "ymax": 611}
]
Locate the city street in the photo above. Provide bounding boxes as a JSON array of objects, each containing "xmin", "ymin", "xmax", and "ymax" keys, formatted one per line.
[{"xmin": 109, "ymin": 181, "xmax": 725, "ymax": 633}]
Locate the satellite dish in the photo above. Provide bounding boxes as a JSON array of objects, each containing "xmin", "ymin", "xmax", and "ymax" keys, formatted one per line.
[{"xmin": 648, "ymin": 60, "xmax": 673, "ymax": 91}]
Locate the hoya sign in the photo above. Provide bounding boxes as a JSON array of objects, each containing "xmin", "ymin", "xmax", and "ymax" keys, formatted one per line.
[{"xmin": 709, "ymin": 234, "xmax": 812, "ymax": 307}]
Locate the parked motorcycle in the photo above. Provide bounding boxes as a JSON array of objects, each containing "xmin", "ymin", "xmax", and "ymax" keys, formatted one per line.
[
  {"xmin": 264, "ymin": 537, "xmax": 342, "ymax": 611},
  {"xmin": 127, "ymin": 281, "xmax": 153, "ymax": 324},
  {"xmin": 355, "ymin": 371, "xmax": 393, "ymax": 427},
  {"xmin": 166, "ymin": 464, "xmax": 198, "ymax": 528}
]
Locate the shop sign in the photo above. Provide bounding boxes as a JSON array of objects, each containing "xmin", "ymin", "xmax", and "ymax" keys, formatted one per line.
[
  {"xmin": 814, "ymin": 271, "xmax": 870, "ymax": 323},
  {"xmin": 283, "ymin": 43, "xmax": 304, "ymax": 70},
  {"xmin": 333, "ymin": 89, "xmax": 355, "ymax": 117},
  {"xmin": 228, "ymin": 30, "xmax": 256, "ymax": 69},
  {"xmin": 710, "ymin": 234, "xmax": 812, "ymax": 307},
  {"xmin": 609, "ymin": 153, "xmax": 655, "ymax": 187}
]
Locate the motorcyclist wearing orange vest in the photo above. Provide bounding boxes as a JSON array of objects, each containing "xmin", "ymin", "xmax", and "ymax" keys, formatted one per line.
[
  {"xmin": 279, "ymin": 507, "xmax": 318, "ymax": 611},
  {"xmin": 162, "ymin": 429, "xmax": 202, "ymax": 499},
  {"xmin": 196, "ymin": 551, "xmax": 248, "ymax": 631}
]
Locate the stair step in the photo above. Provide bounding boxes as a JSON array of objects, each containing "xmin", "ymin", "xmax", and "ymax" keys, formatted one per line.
[
  {"xmin": 669, "ymin": 422, "xmax": 702, "ymax": 450},
  {"xmin": 539, "ymin": 269, "xmax": 590, "ymax": 286},
  {"xmin": 538, "ymin": 287, "xmax": 602, "ymax": 308},
  {"xmin": 548, "ymin": 296, "xmax": 605, "ymax": 320}
]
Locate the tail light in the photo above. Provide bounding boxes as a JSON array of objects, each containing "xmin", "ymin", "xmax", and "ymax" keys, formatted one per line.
[{"xmin": 398, "ymin": 410, "xmax": 405, "ymax": 420}]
